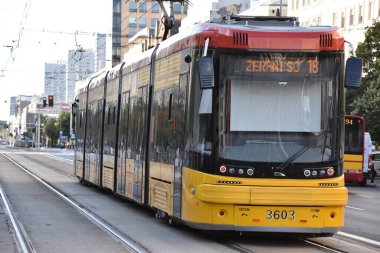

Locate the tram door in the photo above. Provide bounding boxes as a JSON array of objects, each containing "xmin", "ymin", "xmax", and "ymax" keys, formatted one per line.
[
  {"xmin": 128, "ymin": 85, "xmax": 148, "ymax": 203},
  {"xmin": 173, "ymin": 73, "xmax": 188, "ymax": 218},
  {"xmin": 116, "ymin": 91, "xmax": 130, "ymax": 195}
]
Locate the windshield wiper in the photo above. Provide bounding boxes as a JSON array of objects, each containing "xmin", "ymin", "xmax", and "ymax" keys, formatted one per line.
[{"xmin": 276, "ymin": 131, "xmax": 328, "ymax": 170}]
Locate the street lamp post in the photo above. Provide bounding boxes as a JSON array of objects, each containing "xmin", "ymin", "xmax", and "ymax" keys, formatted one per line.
[{"xmin": 37, "ymin": 108, "xmax": 41, "ymax": 150}]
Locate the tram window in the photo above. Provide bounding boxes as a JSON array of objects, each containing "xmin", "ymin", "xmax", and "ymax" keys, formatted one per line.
[
  {"xmin": 113, "ymin": 106, "xmax": 116, "ymax": 125},
  {"xmin": 168, "ymin": 93, "xmax": 173, "ymax": 121},
  {"xmin": 108, "ymin": 106, "xmax": 111, "ymax": 125},
  {"xmin": 230, "ymin": 80, "xmax": 321, "ymax": 132},
  {"xmin": 199, "ymin": 89, "xmax": 212, "ymax": 114}
]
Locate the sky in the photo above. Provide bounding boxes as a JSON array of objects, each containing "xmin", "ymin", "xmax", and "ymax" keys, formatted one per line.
[{"xmin": 0, "ymin": 0, "xmax": 112, "ymax": 120}]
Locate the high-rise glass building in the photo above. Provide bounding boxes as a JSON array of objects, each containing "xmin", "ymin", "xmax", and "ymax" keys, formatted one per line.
[
  {"xmin": 96, "ymin": 33, "xmax": 107, "ymax": 71},
  {"xmin": 112, "ymin": 0, "xmax": 121, "ymax": 66},
  {"xmin": 67, "ymin": 50, "xmax": 95, "ymax": 103},
  {"xmin": 44, "ymin": 62, "xmax": 67, "ymax": 105}
]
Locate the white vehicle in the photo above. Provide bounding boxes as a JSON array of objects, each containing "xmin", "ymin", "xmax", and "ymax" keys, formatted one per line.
[
  {"xmin": 372, "ymin": 150, "xmax": 380, "ymax": 178},
  {"xmin": 364, "ymin": 132, "xmax": 372, "ymax": 176}
]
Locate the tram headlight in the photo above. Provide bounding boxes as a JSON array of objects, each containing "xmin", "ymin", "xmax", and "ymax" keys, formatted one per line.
[
  {"xmin": 229, "ymin": 167, "xmax": 235, "ymax": 174},
  {"xmin": 247, "ymin": 168, "xmax": 254, "ymax": 176},
  {"xmin": 319, "ymin": 170, "xmax": 326, "ymax": 176},
  {"xmin": 312, "ymin": 170, "xmax": 318, "ymax": 176},
  {"xmin": 219, "ymin": 165, "xmax": 227, "ymax": 173},
  {"xmin": 304, "ymin": 169, "xmax": 311, "ymax": 177},
  {"xmin": 327, "ymin": 167, "xmax": 335, "ymax": 176},
  {"xmin": 238, "ymin": 168, "xmax": 244, "ymax": 175}
]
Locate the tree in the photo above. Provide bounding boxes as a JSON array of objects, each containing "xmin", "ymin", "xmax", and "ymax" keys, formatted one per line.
[
  {"xmin": 346, "ymin": 20, "xmax": 380, "ymax": 145},
  {"xmin": 59, "ymin": 112, "xmax": 71, "ymax": 137},
  {"xmin": 44, "ymin": 117, "xmax": 60, "ymax": 145}
]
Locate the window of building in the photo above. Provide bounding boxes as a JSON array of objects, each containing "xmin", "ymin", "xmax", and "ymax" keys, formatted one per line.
[
  {"xmin": 173, "ymin": 3, "xmax": 181, "ymax": 14},
  {"xmin": 350, "ymin": 9, "xmax": 354, "ymax": 26},
  {"xmin": 129, "ymin": 2, "xmax": 137, "ymax": 12},
  {"xmin": 151, "ymin": 18, "xmax": 158, "ymax": 28},
  {"xmin": 128, "ymin": 27, "xmax": 137, "ymax": 38},
  {"xmin": 341, "ymin": 12, "xmax": 345, "ymax": 28},
  {"xmin": 184, "ymin": 4, "xmax": 188, "ymax": 14},
  {"xmin": 138, "ymin": 17, "xmax": 147, "ymax": 28},
  {"xmin": 359, "ymin": 5, "xmax": 363, "ymax": 23},
  {"xmin": 129, "ymin": 17, "xmax": 137, "ymax": 27},
  {"xmin": 139, "ymin": 2, "xmax": 146, "ymax": 13},
  {"xmin": 151, "ymin": 2, "xmax": 159, "ymax": 13},
  {"xmin": 368, "ymin": 1, "xmax": 372, "ymax": 20}
]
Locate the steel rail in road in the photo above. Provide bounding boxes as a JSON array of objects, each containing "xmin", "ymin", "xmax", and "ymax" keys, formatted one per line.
[
  {"xmin": 218, "ymin": 237, "xmax": 349, "ymax": 253},
  {"xmin": 0, "ymin": 181, "xmax": 36, "ymax": 253},
  {"xmin": 18, "ymin": 153, "xmax": 76, "ymax": 180},
  {"xmin": 301, "ymin": 239, "xmax": 348, "ymax": 253},
  {"xmin": 2, "ymin": 153, "xmax": 149, "ymax": 253}
]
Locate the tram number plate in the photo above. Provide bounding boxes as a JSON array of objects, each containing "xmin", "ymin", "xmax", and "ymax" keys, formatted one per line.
[{"xmin": 265, "ymin": 209, "xmax": 296, "ymax": 221}]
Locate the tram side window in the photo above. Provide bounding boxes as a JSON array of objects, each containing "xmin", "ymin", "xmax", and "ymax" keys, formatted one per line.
[
  {"xmin": 79, "ymin": 111, "xmax": 83, "ymax": 128},
  {"xmin": 193, "ymin": 82, "xmax": 213, "ymax": 155},
  {"xmin": 113, "ymin": 106, "xmax": 116, "ymax": 125},
  {"xmin": 151, "ymin": 90, "xmax": 164, "ymax": 162}
]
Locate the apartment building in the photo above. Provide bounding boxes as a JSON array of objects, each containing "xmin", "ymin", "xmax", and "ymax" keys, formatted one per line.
[
  {"xmin": 288, "ymin": 0, "xmax": 380, "ymax": 48},
  {"xmin": 121, "ymin": 0, "xmax": 188, "ymax": 60}
]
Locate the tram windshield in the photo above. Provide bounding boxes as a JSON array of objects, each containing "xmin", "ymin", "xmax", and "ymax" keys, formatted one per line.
[{"xmin": 217, "ymin": 52, "xmax": 342, "ymax": 164}]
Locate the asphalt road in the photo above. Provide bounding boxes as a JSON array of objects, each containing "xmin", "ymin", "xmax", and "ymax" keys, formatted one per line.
[{"xmin": 344, "ymin": 179, "xmax": 380, "ymax": 242}]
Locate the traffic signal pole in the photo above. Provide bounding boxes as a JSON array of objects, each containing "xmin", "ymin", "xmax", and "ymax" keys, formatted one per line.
[{"xmin": 37, "ymin": 108, "xmax": 41, "ymax": 150}]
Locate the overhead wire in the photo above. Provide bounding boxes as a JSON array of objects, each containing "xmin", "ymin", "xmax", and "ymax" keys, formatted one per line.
[{"xmin": 1, "ymin": 0, "xmax": 32, "ymax": 81}]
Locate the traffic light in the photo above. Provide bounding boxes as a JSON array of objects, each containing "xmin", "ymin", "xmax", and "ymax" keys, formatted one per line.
[
  {"xmin": 48, "ymin": 95, "xmax": 54, "ymax": 107},
  {"xmin": 43, "ymin": 97, "xmax": 47, "ymax": 107}
]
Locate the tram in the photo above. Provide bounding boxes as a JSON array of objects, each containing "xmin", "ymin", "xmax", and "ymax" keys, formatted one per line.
[
  {"xmin": 343, "ymin": 115, "xmax": 372, "ymax": 186},
  {"xmin": 72, "ymin": 16, "xmax": 362, "ymax": 236}
]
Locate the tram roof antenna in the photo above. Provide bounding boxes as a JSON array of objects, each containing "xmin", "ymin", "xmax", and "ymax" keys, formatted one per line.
[{"xmin": 156, "ymin": 0, "xmax": 191, "ymax": 41}]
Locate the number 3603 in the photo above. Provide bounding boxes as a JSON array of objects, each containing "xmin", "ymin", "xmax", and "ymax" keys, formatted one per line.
[{"xmin": 266, "ymin": 210, "xmax": 296, "ymax": 220}]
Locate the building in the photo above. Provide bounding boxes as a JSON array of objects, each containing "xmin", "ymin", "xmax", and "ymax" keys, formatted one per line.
[
  {"xmin": 7, "ymin": 95, "xmax": 33, "ymax": 136},
  {"xmin": 240, "ymin": 0, "xmax": 288, "ymax": 16},
  {"xmin": 180, "ymin": 0, "xmax": 287, "ymax": 32},
  {"xmin": 112, "ymin": 0, "xmax": 122, "ymax": 67},
  {"xmin": 96, "ymin": 33, "xmax": 107, "ymax": 72},
  {"xmin": 45, "ymin": 62, "xmax": 67, "ymax": 105},
  {"xmin": 121, "ymin": 0, "xmax": 188, "ymax": 60},
  {"xmin": 67, "ymin": 49, "xmax": 95, "ymax": 103},
  {"xmin": 9, "ymin": 96, "xmax": 17, "ymax": 117},
  {"xmin": 288, "ymin": 0, "xmax": 380, "ymax": 50}
]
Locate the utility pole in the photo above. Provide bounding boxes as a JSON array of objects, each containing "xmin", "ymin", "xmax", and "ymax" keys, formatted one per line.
[{"xmin": 37, "ymin": 108, "xmax": 41, "ymax": 150}]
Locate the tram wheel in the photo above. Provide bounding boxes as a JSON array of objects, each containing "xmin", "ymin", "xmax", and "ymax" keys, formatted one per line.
[{"xmin": 167, "ymin": 217, "xmax": 174, "ymax": 226}]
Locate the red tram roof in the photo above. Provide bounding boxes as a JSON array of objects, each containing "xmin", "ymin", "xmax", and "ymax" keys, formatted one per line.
[{"xmin": 156, "ymin": 22, "xmax": 345, "ymax": 59}]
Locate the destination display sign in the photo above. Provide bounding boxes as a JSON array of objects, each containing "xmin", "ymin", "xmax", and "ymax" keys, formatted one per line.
[{"xmin": 243, "ymin": 58, "xmax": 319, "ymax": 74}]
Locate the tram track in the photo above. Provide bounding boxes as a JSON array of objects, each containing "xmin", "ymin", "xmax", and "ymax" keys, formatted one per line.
[
  {"xmin": 17, "ymin": 153, "xmax": 76, "ymax": 180},
  {"xmin": 301, "ymin": 238, "xmax": 348, "ymax": 253},
  {"xmin": 0, "ymin": 182, "xmax": 36, "ymax": 253},
  {"xmin": 1, "ymin": 152, "xmax": 149, "ymax": 253},
  {"xmin": 216, "ymin": 237, "xmax": 350, "ymax": 253}
]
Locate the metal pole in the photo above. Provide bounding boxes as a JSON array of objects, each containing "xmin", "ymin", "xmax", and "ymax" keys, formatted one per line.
[
  {"xmin": 70, "ymin": 105, "xmax": 73, "ymax": 147},
  {"xmin": 37, "ymin": 109, "xmax": 41, "ymax": 150}
]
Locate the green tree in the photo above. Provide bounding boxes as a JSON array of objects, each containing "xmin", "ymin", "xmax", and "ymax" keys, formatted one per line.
[
  {"xmin": 44, "ymin": 117, "xmax": 60, "ymax": 145},
  {"xmin": 59, "ymin": 112, "xmax": 71, "ymax": 137},
  {"xmin": 346, "ymin": 20, "xmax": 380, "ymax": 145}
]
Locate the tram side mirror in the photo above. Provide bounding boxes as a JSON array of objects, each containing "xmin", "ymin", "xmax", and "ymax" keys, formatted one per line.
[
  {"xmin": 345, "ymin": 57, "xmax": 362, "ymax": 89},
  {"xmin": 197, "ymin": 57, "xmax": 215, "ymax": 89}
]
